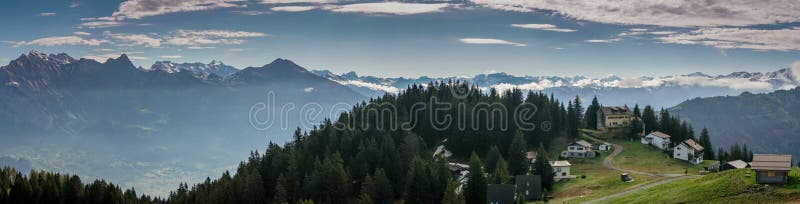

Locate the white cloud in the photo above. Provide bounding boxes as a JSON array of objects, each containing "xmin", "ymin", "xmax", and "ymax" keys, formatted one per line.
[
  {"xmin": 111, "ymin": 0, "xmax": 246, "ymax": 20},
  {"xmin": 459, "ymin": 38, "xmax": 526, "ymax": 47},
  {"xmin": 234, "ymin": 10, "xmax": 269, "ymax": 15},
  {"xmin": 37, "ymin": 12, "xmax": 56, "ymax": 17},
  {"xmin": 585, "ymin": 38, "xmax": 621, "ymax": 43},
  {"xmin": 228, "ymin": 48, "xmax": 246, "ymax": 52},
  {"xmin": 470, "ymin": 0, "xmax": 800, "ymax": 27},
  {"xmin": 80, "ymin": 20, "xmax": 123, "ymax": 28},
  {"xmin": 324, "ymin": 2, "xmax": 450, "ymax": 15},
  {"xmin": 83, "ymin": 53, "xmax": 148, "ymax": 62},
  {"xmin": 649, "ymin": 31, "xmax": 677, "ymax": 35},
  {"xmin": 69, "ymin": 2, "xmax": 80, "ymax": 8},
  {"xmin": 511, "ymin": 24, "xmax": 576, "ymax": 32},
  {"xmin": 271, "ymin": 6, "xmax": 317, "ymax": 12},
  {"xmin": 333, "ymin": 80, "xmax": 400, "ymax": 94},
  {"xmin": 13, "ymin": 36, "xmax": 108, "ymax": 47},
  {"xmin": 105, "ymin": 32, "xmax": 161, "ymax": 47},
  {"xmin": 790, "ymin": 60, "xmax": 800, "ymax": 81},
  {"xmin": 304, "ymin": 87, "xmax": 315, "ymax": 92},
  {"xmin": 164, "ymin": 29, "xmax": 267, "ymax": 47},
  {"xmin": 261, "ymin": 0, "xmax": 335, "ymax": 3},
  {"xmin": 73, "ymin": 31, "xmax": 92, "ymax": 36},
  {"xmin": 656, "ymin": 27, "xmax": 800, "ymax": 51},
  {"xmin": 159, "ymin": 55, "xmax": 182, "ymax": 59}
]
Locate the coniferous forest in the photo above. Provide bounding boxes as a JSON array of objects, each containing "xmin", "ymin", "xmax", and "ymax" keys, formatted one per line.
[{"xmin": 1, "ymin": 81, "xmax": 716, "ymax": 204}]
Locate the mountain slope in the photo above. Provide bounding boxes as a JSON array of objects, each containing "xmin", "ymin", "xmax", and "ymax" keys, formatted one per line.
[
  {"xmin": 150, "ymin": 60, "xmax": 238, "ymax": 77},
  {"xmin": 670, "ymin": 88, "xmax": 800, "ymax": 158},
  {"xmin": 0, "ymin": 51, "xmax": 366, "ymax": 196}
]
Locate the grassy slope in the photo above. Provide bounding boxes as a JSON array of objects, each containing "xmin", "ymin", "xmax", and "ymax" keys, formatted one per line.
[
  {"xmin": 599, "ymin": 168, "xmax": 800, "ymax": 203},
  {"xmin": 549, "ymin": 145, "xmax": 659, "ymax": 203},
  {"xmin": 612, "ymin": 139, "xmax": 713, "ymax": 175}
]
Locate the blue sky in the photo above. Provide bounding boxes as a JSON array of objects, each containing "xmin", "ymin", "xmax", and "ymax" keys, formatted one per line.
[{"xmin": 1, "ymin": 0, "xmax": 800, "ymax": 78}]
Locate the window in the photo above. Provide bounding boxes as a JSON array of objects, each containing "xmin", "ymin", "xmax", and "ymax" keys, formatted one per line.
[{"xmin": 768, "ymin": 171, "xmax": 776, "ymax": 177}]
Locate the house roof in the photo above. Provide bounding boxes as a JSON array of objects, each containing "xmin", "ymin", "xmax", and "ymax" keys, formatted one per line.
[
  {"xmin": 570, "ymin": 140, "xmax": 592, "ymax": 147},
  {"xmin": 647, "ymin": 131, "xmax": 671, "ymax": 139},
  {"xmin": 681, "ymin": 139, "xmax": 704, "ymax": 152},
  {"xmin": 726, "ymin": 160, "xmax": 749, "ymax": 169},
  {"xmin": 600, "ymin": 106, "xmax": 631, "ymax": 115},
  {"xmin": 751, "ymin": 154, "xmax": 792, "ymax": 171},
  {"xmin": 550, "ymin": 160, "xmax": 571, "ymax": 167}
]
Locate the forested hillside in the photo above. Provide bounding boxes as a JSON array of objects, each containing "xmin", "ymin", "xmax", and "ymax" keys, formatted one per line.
[{"xmin": 671, "ymin": 87, "xmax": 800, "ymax": 159}]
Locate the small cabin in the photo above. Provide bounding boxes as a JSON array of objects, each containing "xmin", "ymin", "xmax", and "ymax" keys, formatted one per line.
[
  {"xmin": 751, "ymin": 154, "xmax": 792, "ymax": 184},
  {"xmin": 721, "ymin": 160, "xmax": 749, "ymax": 171},
  {"xmin": 641, "ymin": 131, "xmax": 671, "ymax": 150},
  {"xmin": 561, "ymin": 140, "xmax": 595, "ymax": 158},
  {"xmin": 673, "ymin": 139, "xmax": 704, "ymax": 165},
  {"xmin": 598, "ymin": 142, "xmax": 611, "ymax": 151},
  {"xmin": 550, "ymin": 160, "xmax": 572, "ymax": 180}
]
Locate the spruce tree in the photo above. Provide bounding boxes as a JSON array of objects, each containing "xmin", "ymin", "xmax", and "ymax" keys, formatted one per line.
[
  {"xmin": 485, "ymin": 146, "xmax": 502, "ymax": 175},
  {"xmin": 699, "ymin": 128, "xmax": 714, "ymax": 160},
  {"xmin": 491, "ymin": 159, "xmax": 511, "ymax": 184},
  {"xmin": 507, "ymin": 131, "xmax": 528, "ymax": 175},
  {"xmin": 464, "ymin": 153, "xmax": 487, "ymax": 204},
  {"xmin": 533, "ymin": 148, "xmax": 555, "ymax": 191},
  {"xmin": 441, "ymin": 181, "xmax": 465, "ymax": 204},
  {"xmin": 372, "ymin": 169, "xmax": 394, "ymax": 204}
]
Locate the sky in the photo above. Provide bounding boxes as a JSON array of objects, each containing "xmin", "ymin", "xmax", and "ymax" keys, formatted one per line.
[{"xmin": 1, "ymin": 0, "xmax": 800, "ymax": 78}]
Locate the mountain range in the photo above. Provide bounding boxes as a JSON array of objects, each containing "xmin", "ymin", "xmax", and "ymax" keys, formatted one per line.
[
  {"xmin": 312, "ymin": 68, "xmax": 800, "ymax": 108},
  {"xmin": 0, "ymin": 51, "xmax": 365, "ymax": 196}
]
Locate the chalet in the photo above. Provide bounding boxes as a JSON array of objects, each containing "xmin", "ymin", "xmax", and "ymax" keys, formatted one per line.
[
  {"xmin": 515, "ymin": 175, "xmax": 543, "ymax": 201},
  {"xmin": 561, "ymin": 140, "xmax": 595, "ymax": 158},
  {"xmin": 550, "ymin": 160, "xmax": 572, "ymax": 180},
  {"xmin": 487, "ymin": 184, "xmax": 515, "ymax": 204},
  {"xmin": 597, "ymin": 106, "xmax": 632, "ymax": 130},
  {"xmin": 673, "ymin": 139, "xmax": 704, "ymax": 165},
  {"xmin": 641, "ymin": 131, "xmax": 671, "ymax": 150},
  {"xmin": 751, "ymin": 154, "xmax": 792, "ymax": 184},
  {"xmin": 721, "ymin": 160, "xmax": 749, "ymax": 171},
  {"xmin": 598, "ymin": 142, "xmax": 611, "ymax": 151}
]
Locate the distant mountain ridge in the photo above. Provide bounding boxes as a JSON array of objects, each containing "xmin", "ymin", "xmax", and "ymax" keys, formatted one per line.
[
  {"xmin": 670, "ymin": 88, "xmax": 800, "ymax": 160},
  {"xmin": 312, "ymin": 68, "xmax": 800, "ymax": 108},
  {"xmin": 150, "ymin": 60, "xmax": 239, "ymax": 77}
]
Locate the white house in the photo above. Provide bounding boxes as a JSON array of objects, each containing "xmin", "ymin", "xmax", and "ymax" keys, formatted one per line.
[
  {"xmin": 561, "ymin": 140, "xmax": 595, "ymax": 158},
  {"xmin": 641, "ymin": 131, "xmax": 671, "ymax": 150},
  {"xmin": 598, "ymin": 142, "xmax": 611, "ymax": 151},
  {"xmin": 549, "ymin": 160, "xmax": 572, "ymax": 180},
  {"xmin": 526, "ymin": 151, "xmax": 537, "ymax": 164},
  {"xmin": 673, "ymin": 139, "xmax": 704, "ymax": 165}
]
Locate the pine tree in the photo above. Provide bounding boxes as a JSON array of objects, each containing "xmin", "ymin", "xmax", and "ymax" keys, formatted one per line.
[
  {"xmin": 404, "ymin": 157, "xmax": 432, "ymax": 204},
  {"xmin": 491, "ymin": 159, "xmax": 511, "ymax": 184},
  {"xmin": 372, "ymin": 169, "xmax": 394, "ymax": 204},
  {"xmin": 641, "ymin": 105, "xmax": 658, "ymax": 134},
  {"xmin": 533, "ymin": 147, "xmax": 555, "ymax": 191},
  {"xmin": 699, "ymin": 128, "xmax": 714, "ymax": 160},
  {"xmin": 485, "ymin": 146, "xmax": 502, "ymax": 175},
  {"xmin": 507, "ymin": 131, "xmax": 528, "ymax": 175},
  {"xmin": 584, "ymin": 96, "xmax": 601, "ymax": 130},
  {"xmin": 464, "ymin": 153, "xmax": 486, "ymax": 204},
  {"xmin": 359, "ymin": 175, "xmax": 375, "ymax": 204},
  {"xmin": 274, "ymin": 174, "xmax": 289, "ymax": 204},
  {"xmin": 441, "ymin": 181, "xmax": 465, "ymax": 204}
]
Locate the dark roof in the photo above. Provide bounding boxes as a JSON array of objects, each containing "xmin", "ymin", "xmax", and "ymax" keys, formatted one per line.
[
  {"xmin": 751, "ymin": 154, "xmax": 792, "ymax": 171},
  {"xmin": 599, "ymin": 106, "xmax": 631, "ymax": 115},
  {"xmin": 487, "ymin": 184, "xmax": 515, "ymax": 204},
  {"xmin": 515, "ymin": 175, "xmax": 542, "ymax": 201},
  {"xmin": 681, "ymin": 139, "xmax": 703, "ymax": 152}
]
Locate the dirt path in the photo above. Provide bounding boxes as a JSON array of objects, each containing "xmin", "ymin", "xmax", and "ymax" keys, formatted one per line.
[{"xmin": 580, "ymin": 133, "xmax": 696, "ymax": 203}]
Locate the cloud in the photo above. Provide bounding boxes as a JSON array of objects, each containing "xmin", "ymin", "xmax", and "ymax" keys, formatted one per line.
[
  {"xmin": 69, "ymin": 2, "xmax": 80, "ymax": 8},
  {"xmin": 459, "ymin": 38, "xmax": 526, "ymax": 46},
  {"xmin": 73, "ymin": 31, "xmax": 92, "ymax": 36},
  {"xmin": 271, "ymin": 6, "xmax": 317, "ymax": 12},
  {"xmin": 234, "ymin": 10, "xmax": 269, "ymax": 15},
  {"xmin": 469, "ymin": 0, "xmax": 800, "ymax": 27},
  {"xmin": 159, "ymin": 55, "xmax": 182, "ymax": 59},
  {"xmin": 227, "ymin": 48, "xmax": 246, "ymax": 52},
  {"xmin": 105, "ymin": 32, "xmax": 161, "ymax": 47},
  {"xmin": 83, "ymin": 53, "xmax": 148, "ymax": 62},
  {"xmin": 585, "ymin": 38, "xmax": 621, "ymax": 43},
  {"xmin": 656, "ymin": 27, "xmax": 800, "ymax": 51},
  {"xmin": 111, "ymin": 0, "xmax": 246, "ymax": 20},
  {"xmin": 304, "ymin": 87, "xmax": 315, "ymax": 92},
  {"xmin": 37, "ymin": 12, "xmax": 56, "ymax": 17},
  {"xmin": 80, "ymin": 20, "xmax": 123, "ymax": 28},
  {"xmin": 261, "ymin": 0, "xmax": 336, "ymax": 3},
  {"xmin": 790, "ymin": 60, "xmax": 800, "ymax": 81},
  {"xmin": 324, "ymin": 2, "xmax": 450, "ymax": 15},
  {"xmin": 511, "ymin": 24, "xmax": 577, "ymax": 32},
  {"xmin": 13, "ymin": 36, "xmax": 108, "ymax": 47},
  {"xmin": 164, "ymin": 29, "xmax": 267, "ymax": 47},
  {"xmin": 333, "ymin": 80, "xmax": 400, "ymax": 94}
]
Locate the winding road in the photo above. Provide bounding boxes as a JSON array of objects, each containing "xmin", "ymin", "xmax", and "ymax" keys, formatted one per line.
[{"xmin": 581, "ymin": 134, "xmax": 698, "ymax": 204}]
